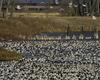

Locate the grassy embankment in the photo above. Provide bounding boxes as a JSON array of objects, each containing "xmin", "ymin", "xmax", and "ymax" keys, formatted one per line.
[
  {"xmin": 0, "ymin": 16, "xmax": 100, "ymax": 60},
  {"xmin": 0, "ymin": 48, "xmax": 22, "ymax": 61},
  {"xmin": 0, "ymin": 16, "xmax": 100, "ymax": 40}
]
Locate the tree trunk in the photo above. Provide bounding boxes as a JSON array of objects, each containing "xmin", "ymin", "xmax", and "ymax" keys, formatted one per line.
[
  {"xmin": 2, "ymin": 0, "xmax": 10, "ymax": 19},
  {"xmin": 0, "ymin": 0, "xmax": 3, "ymax": 17},
  {"xmin": 0, "ymin": 0, "xmax": 3, "ymax": 12},
  {"xmin": 10, "ymin": 0, "xmax": 15, "ymax": 18}
]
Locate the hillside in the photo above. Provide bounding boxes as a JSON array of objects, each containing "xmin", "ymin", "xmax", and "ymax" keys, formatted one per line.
[{"xmin": 0, "ymin": 17, "xmax": 99, "ymax": 40}]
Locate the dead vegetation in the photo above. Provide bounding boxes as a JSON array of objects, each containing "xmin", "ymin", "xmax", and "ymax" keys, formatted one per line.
[
  {"xmin": 0, "ymin": 48, "xmax": 22, "ymax": 61},
  {"xmin": 0, "ymin": 16, "xmax": 100, "ymax": 40}
]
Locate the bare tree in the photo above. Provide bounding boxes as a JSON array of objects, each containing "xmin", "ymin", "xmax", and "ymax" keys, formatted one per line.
[
  {"xmin": 0, "ymin": 0, "xmax": 3, "ymax": 12},
  {"xmin": 45, "ymin": 0, "xmax": 51, "ymax": 18},
  {"xmin": 0, "ymin": 0, "xmax": 3, "ymax": 18},
  {"xmin": 10, "ymin": 0, "xmax": 15, "ymax": 18},
  {"xmin": 59, "ymin": 0, "xmax": 75, "ymax": 16},
  {"xmin": 0, "ymin": 0, "xmax": 15, "ymax": 18},
  {"xmin": 82, "ymin": 0, "xmax": 100, "ymax": 16},
  {"xmin": 2, "ymin": 0, "xmax": 10, "ymax": 19},
  {"xmin": 59, "ymin": 0, "xmax": 68, "ymax": 16}
]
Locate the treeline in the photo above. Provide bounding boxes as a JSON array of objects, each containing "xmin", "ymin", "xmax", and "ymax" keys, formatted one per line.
[
  {"xmin": 59, "ymin": 0, "xmax": 100, "ymax": 16},
  {"xmin": 0, "ymin": 0, "xmax": 100, "ymax": 17},
  {"xmin": 0, "ymin": 0, "xmax": 15, "ymax": 19}
]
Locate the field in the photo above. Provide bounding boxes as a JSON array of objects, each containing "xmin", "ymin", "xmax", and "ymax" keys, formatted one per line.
[
  {"xmin": 0, "ymin": 16, "xmax": 99, "ymax": 60},
  {"xmin": 0, "ymin": 16, "xmax": 100, "ymax": 40}
]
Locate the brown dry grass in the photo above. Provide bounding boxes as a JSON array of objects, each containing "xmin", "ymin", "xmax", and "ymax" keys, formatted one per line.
[
  {"xmin": 14, "ymin": 12, "xmax": 60, "ymax": 17},
  {"xmin": 0, "ymin": 48, "xmax": 22, "ymax": 61},
  {"xmin": 0, "ymin": 16, "xmax": 100, "ymax": 40}
]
